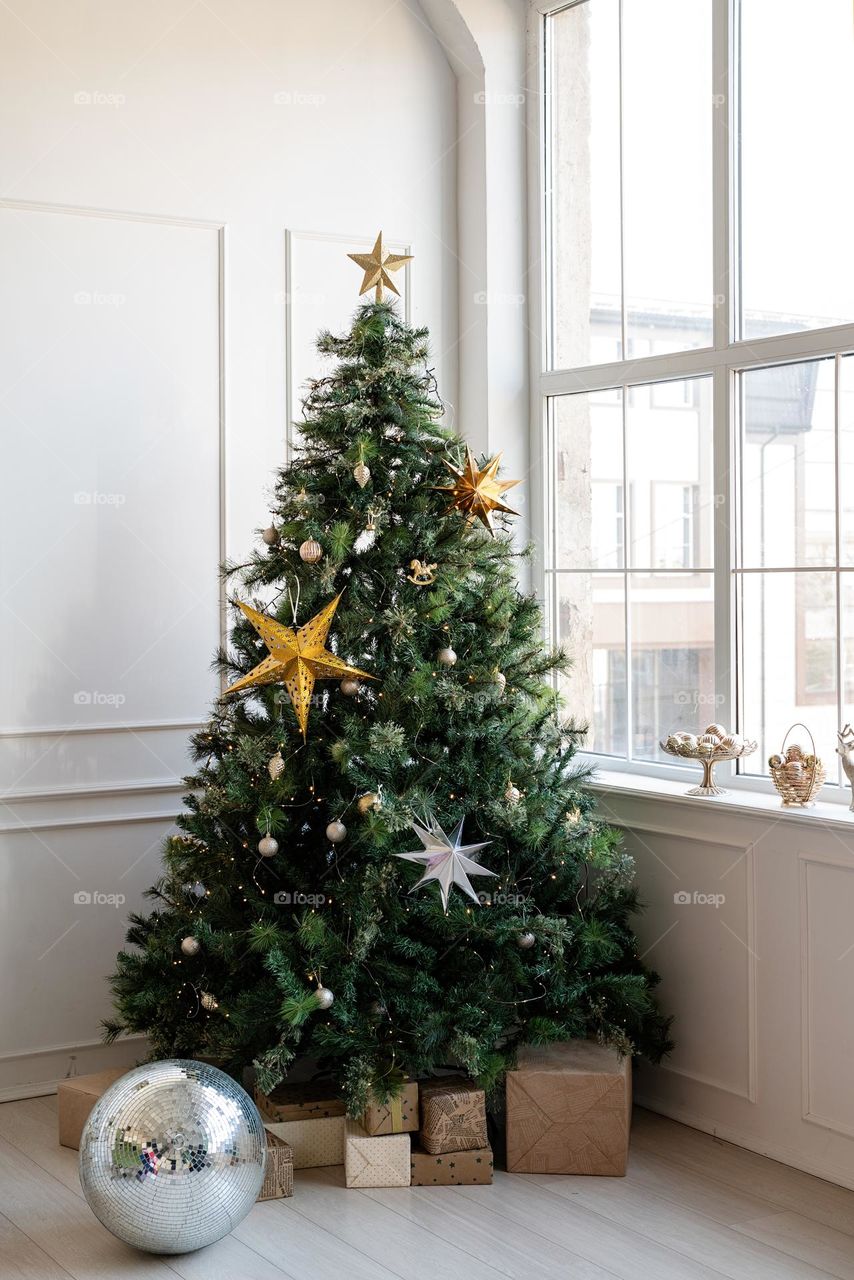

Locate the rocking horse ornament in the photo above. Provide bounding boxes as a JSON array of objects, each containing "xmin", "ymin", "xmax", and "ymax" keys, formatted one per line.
[{"xmin": 837, "ymin": 724, "xmax": 854, "ymax": 811}]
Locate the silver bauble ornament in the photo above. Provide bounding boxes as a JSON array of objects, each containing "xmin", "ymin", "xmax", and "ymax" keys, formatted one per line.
[
  {"xmin": 326, "ymin": 820, "xmax": 347, "ymax": 843},
  {"xmin": 357, "ymin": 791, "xmax": 382, "ymax": 815},
  {"xmin": 79, "ymin": 1060, "xmax": 266, "ymax": 1255},
  {"xmin": 180, "ymin": 936, "xmax": 201, "ymax": 957},
  {"xmin": 268, "ymin": 751, "xmax": 285, "ymax": 780},
  {"xmin": 200, "ymin": 991, "xmax": 219, "ymax": 1011},
  {"xmin": 299, "ymin": 538, "xmax": 323, "ymax": 564},
  {"xmin": 188, "ymin": 881, "xmax": 206, "ymax": 899},
  {"xmin": 437, "ymin": 646, "xmax": 457, "ymax": 667},
  {"xmin": 258, "ymin": 834, "xmax": 279, "ymax": 858},
  {"xmin": 517, "ymin": 931, "xmax": 536, "ymax": 949},
  {"xmin": 261, "ymin": 525, "xmax": 278, "ymax": 546},
  {"xmin": 353, "ymin": 462, "xmax": 371, "ymax": 488},
  {"xmin": 314, "ymin": 986, "xmax": 335, "ymax": 1010},
  {"xmin": 504, "ymin": 783, "xmax": 521, "ymax": 806},
  {"xmin": 339, "ymin": 677, "xmax": 361, "ymax": 696}
]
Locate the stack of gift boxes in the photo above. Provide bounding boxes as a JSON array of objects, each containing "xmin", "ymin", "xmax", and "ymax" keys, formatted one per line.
[
  {"xmin": 56, "ymin": 1039, "xmax": 631, "ymax": 1199},
  {"xmin": 255, "ymin": 1073, "xmax": 494, "ymax": 1189}
]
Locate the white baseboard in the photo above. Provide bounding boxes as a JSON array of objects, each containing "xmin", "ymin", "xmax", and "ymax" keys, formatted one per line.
[
  {"xmin": 0, "ymin": 1035, "xmax": 148, "ymax": 1103},
  {"xmin": 636, "ymin": 1093, "xmax": 854, "ymax": 1193}
]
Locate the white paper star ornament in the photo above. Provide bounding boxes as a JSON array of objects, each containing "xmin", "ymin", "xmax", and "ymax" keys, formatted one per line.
[{"xmin": 395, "ymin": 814, "xmax": 496, "ymax": 912}]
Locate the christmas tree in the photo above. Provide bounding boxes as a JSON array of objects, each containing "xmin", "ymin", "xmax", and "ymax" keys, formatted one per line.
[{"xmin": 107, "ymin": 245, "xmax": 671, "ymax": 1111}]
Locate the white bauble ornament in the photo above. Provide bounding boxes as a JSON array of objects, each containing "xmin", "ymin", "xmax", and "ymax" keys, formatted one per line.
[
  {"xmin": 340, "ymin": 678, "xmax": 361, "ymax": 696},
  {"xmin": 180, "ymin": 936, "xmax": 201, "ymax": 957},
  {"xmin": 353, "ymin": 462, "xmax": 371, "ymax": 489},
  {"xmin": 262, "ymin": 525, "xmax": 279, "ymax": 546},
  {"xmin": 314, "ymin": 986, "xmax": 334, "ymax": 1010},
  {"xmin": 357, "ymin": 791, "xmax": 382, "ymax": 815},
  {"xmin": 200, "ymin": 991, "xmax": 219, "ymax": 1011},
  {"xmin": 326, "ymin": 820, "xmax": 347, "ymax": 844},
  {"xmin": 437, "ymin": 646, "xmax": 457, "ymax": 667},
  {"xmin": 517, "ymin": 931, "xmax": 536, "ymax": 949},
  {"xmin": 299, "ymin": 539, "xmax": 323, "ymax": 564},
  {"xmin": 258, "ymin": 834, "xmax": 279, "ymax": 858},
  {"xmin": 704, "ymin": 723, "xmax": 726, "ymax": 738},
  {"xmin": 504, "ymin": 783, "xmax": 521, "ymax": 806}
]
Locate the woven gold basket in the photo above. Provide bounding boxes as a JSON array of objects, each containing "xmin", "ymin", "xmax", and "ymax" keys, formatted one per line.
[{"xmin": 769, "ymin": 724, "xmax": 825, "ymax": 807}]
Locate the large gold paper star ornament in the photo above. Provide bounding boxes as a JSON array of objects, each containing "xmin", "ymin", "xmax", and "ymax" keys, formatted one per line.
[
  {"xmin": 435, "ymin": 446, "xmax": 521, "ymax": 536},
  {"xmin": 225, "ymin": 595, "xmax": 372, "ymax": 738},
  {"xmin": 348, "ymin": 232, "xmax": 412, "ymax": 302}
]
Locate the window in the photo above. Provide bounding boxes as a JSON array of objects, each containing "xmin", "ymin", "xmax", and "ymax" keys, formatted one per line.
[{"xmin": 535, "ymin": 0, "xmax": 854, "ymax": 796}]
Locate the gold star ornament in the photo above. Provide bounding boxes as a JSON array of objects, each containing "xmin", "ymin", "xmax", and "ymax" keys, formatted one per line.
[
  {"xmin": 348, "ymin": 231, "xmax": 412, "ymax": 302},
  {"xmin": 225, "ymin": 594, "xmax": 372, "ymax": 738},
  {"xmin": 434, "ymin": 446, "xmax": 521, "ymax": 536}
]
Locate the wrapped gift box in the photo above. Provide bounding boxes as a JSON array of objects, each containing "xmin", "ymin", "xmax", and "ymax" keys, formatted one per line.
[
  {"xmin": 258, "ymin": 1129, "xmax": 294, "ymax": 1200},
  {"xmin": 264, "ymin": 1115, "xmax": 345, "ymax": 1168},
  {"xmin": 255, "ymin": 1080, "xmax": 345, "ymax": 1124},
  {"xmin": 361, "ymin": 1080, "xmax": 419, "ymax": 1136},
  {"xmin": 57, "ymin": 1068, "xmax": 128, "ymax": 1150},
  {"xmin": 419, "ymin": 1076, "xmax": 488, "ymax": 1155},
  {"xmin": 410, "ymin": 1143, "xmax": 493, "ymax": 1186},
  {"xmin": 506, "ymin": 1040, "xmax": 631, "ymax": 1176},
  {"xmin": 344, "ymin": 1119, "xmax": 411, "ymax": 1188}
]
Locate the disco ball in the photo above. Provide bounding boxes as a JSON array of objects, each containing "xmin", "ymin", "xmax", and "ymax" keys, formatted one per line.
[{"xmin": 79, "ymin": 1059, "xmax": 266, "ymax": 1254}]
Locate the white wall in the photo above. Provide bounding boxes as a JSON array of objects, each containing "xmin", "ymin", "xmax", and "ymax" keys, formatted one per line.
[
  {"xmin": 597, "ymin": 778, "xmax": 854, "ymax": 1190},
  {"xmin": 0, "ymin": 0, "xmax": 460, "ymax": 1098}
]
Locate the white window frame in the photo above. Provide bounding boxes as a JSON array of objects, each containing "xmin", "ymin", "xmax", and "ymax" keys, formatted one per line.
[{"xmin": 526, "ymin": 0, "xmax": 854, "ymax": 801}]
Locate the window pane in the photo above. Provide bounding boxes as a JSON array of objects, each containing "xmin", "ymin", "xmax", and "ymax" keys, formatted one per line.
[
  {"xmin": 622, "ymin": 0, "xmax": 713, "ymax": 355},
  {"xmin": 556, "ymin": 573, "xmax": 626, "ymax": 757},
  {"xmin": 739, "ymin": 571, "xmax": 838, "ymax": 775},
  {"xmin": 548, "ymin": 0, "xmax": 621, "ymax": 370},
  {"xmin": 630, "ymin": 573, "xmax": 716, "ymax": 762},
  {"xmin": 626, "ymin": 376, "xmax": 714, "ymax": 569},
  {"xmin": 738, "ymin": 360, "xmax": 835, "ymax": 568},
  {"xmin": 739, "ymin": 0, "xmax": 854, "ymax": 338},
  {"xmin": 553, "ymin": 389, "xmax": 623, "ymax": 569}
]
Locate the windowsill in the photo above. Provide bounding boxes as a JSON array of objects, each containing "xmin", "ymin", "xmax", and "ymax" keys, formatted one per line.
[{"xmin": 590, "ymin": 768, "xmax": 854, "ymax": 833}]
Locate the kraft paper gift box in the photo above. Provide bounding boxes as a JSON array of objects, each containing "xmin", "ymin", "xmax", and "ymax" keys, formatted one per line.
[
  {"xmin": 506, "ymin": 1040, "xmax": 631, "ymax": 1176},
  {"xmin": 264, "ymin": 1115, "xmax": 345, "ymax": 1169},
  {"xmin": 419, "ymin": 1076, "xmax": 488, "ymax": 1155},
  {"xmin": 257, "ymin": 1129, "xmax": 294, "ymax": 1200},
  {"xmin": 361, "ymin": 1080, "xmax": 419, "ymax": 1136},
  {"xmin": 410, "ymin": 1143, "xmax": 493, "ymax": 1186},
  {"xmin": 254, "ymin": 1080, "xmax": 346, "ymax": 1124},
  {"xmin": 58, "ymin": 1068, "xmax": 128, "ymax": 1150},
  {"xmin": 344, "ymin": 1119, "xmax": 411, "ymax": 1188}
]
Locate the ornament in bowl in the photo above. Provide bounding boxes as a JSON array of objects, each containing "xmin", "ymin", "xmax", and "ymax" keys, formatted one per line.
[{"xmin": 659, "ymin": 723, "xmax": 758, "ymax": 797}]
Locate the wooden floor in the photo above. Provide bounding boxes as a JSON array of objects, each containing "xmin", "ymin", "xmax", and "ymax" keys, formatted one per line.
[{"xmin": 1, "ymin": 1098, "xmax": 853, "ymax": 1280}]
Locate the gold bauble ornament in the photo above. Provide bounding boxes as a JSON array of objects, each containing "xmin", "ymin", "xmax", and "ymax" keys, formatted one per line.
[
  {"xmin": 493, "ymin": 670, "xmax": 507, "ymax": 693},
  {"xmin": 225, "ymin": 594, "xmax": 373, "ymax": 738},
  {"xmin": 268, "ymin": 751, "xmax": 285, "ymax": 780},
  {"xmin": 437, "ymin": 646, "xmax": 457, "ymax": 667},
  {"xmin": 347, "ymin": 231, "xmax": 413, "ymax": 302},
  {"xmin": 353, "ymin": 462, "xmax": 371, "ymax": 488},
  {"xmin": 299, "ymin": 538, "xmax": 323, "ymax": 564},
  {"xmin": 180, "ymin": 936, "xmax": 201, "ymax": 956},
  {"xmin": 357, "ymin": 791, "xmax": 382, "ymax": 815},
  {"xmin": 504, "ymin": 782, "xmax": 521, "ymax": 806},
  {"xmin": 262, "ymin": 525, "xmax": 278, "ymax": 546},
  {"xmin": 200, "ymin": 991, "xmax": 218, "ymax": 1011},
  {"xmin": 434, "ymin": 446, "xmax": 520, "ymax": 536},
  {"xmin": 340, "ymin": 677, "xmax": 361, "ymax": 696}
]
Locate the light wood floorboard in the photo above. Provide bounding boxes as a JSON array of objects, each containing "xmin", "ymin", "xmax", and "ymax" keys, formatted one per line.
[{"xmin": 0, "ymin": 1101, "xmax": 851, "ymax": 1280}]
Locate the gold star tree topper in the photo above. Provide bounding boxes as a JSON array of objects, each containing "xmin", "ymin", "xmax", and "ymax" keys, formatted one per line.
[
  {"xmin": 348, "ymin": 231, "xmax": 413, "ymax": 302},
  {"xmin": 225, "ymin": 594, "xmax": 372, "ymax": 738},
  {"xmin": 435, "ymin": 446, "xmax": 521, "ymax": 536}
]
